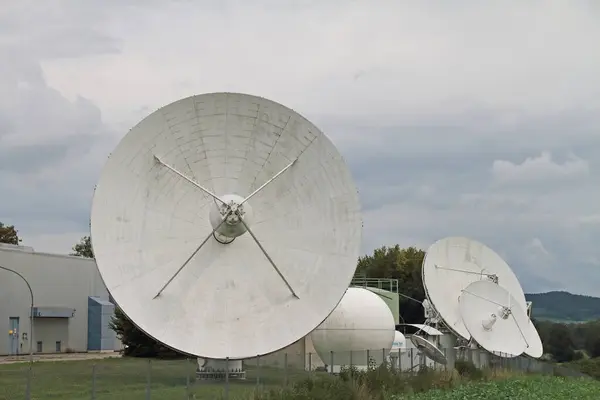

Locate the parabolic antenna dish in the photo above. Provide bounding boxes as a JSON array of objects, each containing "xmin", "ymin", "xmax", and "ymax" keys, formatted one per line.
[
  {"xmin": 90, "ymin": 92, "xmax": 362, "ymax": 359},
  {"xmin": 459, "ymin": 280, "xmax": 531, "ymax": 357},
  {"xmin": 422, "ymin": 237, "xmax": 526, "ymax": 340},
  {"xmin": 410, "ymin": 335, "xmax": 447, "ymax": 365},
  {"xmin": 524, "ymin": 319, "xmax": 543, "ymax": 358},
  {"xmin": 398, "ymin": 324, "xmax": 443, "ymax": 336}
]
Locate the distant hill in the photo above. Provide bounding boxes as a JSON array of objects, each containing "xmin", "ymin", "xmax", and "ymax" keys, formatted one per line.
[{"xmin": 526, "ymin": 291, "xmax": 600, "ymax": 323}]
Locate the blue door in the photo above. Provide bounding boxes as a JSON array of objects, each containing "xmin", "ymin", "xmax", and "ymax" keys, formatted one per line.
[{"xmin": 8, "ymin": 317, "xmax": 19, "ymax": 355}]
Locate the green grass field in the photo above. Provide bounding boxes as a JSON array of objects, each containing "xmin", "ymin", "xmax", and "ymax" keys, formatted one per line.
[
  {"xmin": 393, "ymin": 375, "xmax": 600, "ymax": 400},
  {"xmin": 1, "ymin": 357, "xmax": 598, "ymax": 400},
  {"xmin": 0, "ymin": 357, "xmax": 308, "ymax": 400}
]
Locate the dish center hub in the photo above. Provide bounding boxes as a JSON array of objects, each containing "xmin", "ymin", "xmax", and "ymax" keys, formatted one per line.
[
  {"xmin": 499, "ymin": 306, "xmax": 511, "ymax": 320},
  {"xmin": 209, "ymin": 194, "xmax": 254, "ymax": 244}
]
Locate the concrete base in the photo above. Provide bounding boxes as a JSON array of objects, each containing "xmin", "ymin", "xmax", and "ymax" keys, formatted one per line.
[{"xmin": 196, "ymin": 358, "xmax": 245, "ymax": 380}]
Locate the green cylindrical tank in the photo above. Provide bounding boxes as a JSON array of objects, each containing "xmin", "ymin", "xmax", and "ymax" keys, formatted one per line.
[{"xmin": 362, "ymin": 287, "xmax": 400, "ymax": 325}]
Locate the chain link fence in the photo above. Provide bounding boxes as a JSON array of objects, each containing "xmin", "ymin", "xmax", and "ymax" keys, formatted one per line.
[{"xmin": 0, "ymin": 345, "xmax": 590, "ymax": 400}]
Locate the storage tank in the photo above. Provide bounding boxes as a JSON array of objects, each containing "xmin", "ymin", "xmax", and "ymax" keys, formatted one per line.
[
  {"xmin": 388, "ymin": 330, "xmax": 407, "ymax": 368},
  {"xmin": 310, "ymin": 287, "xmax": 395, "ymax": 372},
  {"xmin": 391, "ymin": 331, "xmax": 407, "ymax": 354}
]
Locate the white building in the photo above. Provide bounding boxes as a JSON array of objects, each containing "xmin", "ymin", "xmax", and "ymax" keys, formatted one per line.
[{"xmin": 0, "ymin": 243, "xmax": 120, "ymax": 356}]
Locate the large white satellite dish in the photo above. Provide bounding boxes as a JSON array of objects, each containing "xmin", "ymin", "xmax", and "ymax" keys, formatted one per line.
[
  {"xmin": 459, "ymin": 280, "xmax": 531, "ymax": 357},
  {"xmin": 422, "ymin": 237, "xmax": 527, "ymax": 340},
  {"xmin": 91, "ymin": 92, "xmax": 362, "ymax": 359}
]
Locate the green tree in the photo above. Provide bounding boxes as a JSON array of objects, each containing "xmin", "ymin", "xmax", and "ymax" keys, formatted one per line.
[
  {"xmin": 588, "ymin": 335, "xmax": 600, "ymax": 358},
  {"xmin": 581, "ymin": 320, "xmax": 600, "ymax": 357},
  {"xmin": 356, "ymin": 245, "xmax": 426, "ymax": 324},
  {"xmin": 71, "ymin": 236, "xmax": 94, "ymax": 258},
  {"xmin": 109, "ymin": 307, "xmax": 182, "ymax": 358},
  {"xmin": 546, "ymin": 323, "xmax": 577, "ymax": 362},
  {"xmin": 0, "ymin": 222, "xmax": 22, "ymax": 245}
]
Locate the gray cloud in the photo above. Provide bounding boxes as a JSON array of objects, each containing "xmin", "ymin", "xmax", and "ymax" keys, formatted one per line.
[
  {"xmin": 0, "ymin": 3, "xmax": 120, "ymax": 251},
  {"xmin": 316, "ymin": 108, "xmax": 600, "ymax": 295}
]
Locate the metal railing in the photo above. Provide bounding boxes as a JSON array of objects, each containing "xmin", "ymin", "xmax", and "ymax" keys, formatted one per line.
[{"xmin": 351, "ymin": 277, "xmax": 399, "ymax": 293}]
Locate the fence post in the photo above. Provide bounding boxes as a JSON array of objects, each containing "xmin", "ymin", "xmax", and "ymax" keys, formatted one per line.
[
  {"xmin": 308, "ymin": 352, "xmax": 312, "ymax": 378},
  {"xmin": 284, "ymin": 352, "xmax": 289, "ymax": 386},
  {"xmin": 225, "ymin": 357, "xmax": 230, "ymax": 400},
  {"xmin": 410, "ymin": 348, "xmax": 414, "ymax": 371},
  {"xmin": 145, "ymin": 359, "xmax": 151, "ymax": 400},
  {"xmin": 382, "ymin": 348, "xmax": 385, "ymax": 367},
  {"xmin": 185, "ymin": 358, "xmax": 190, "ymax": 399},
  {"xmin": 349, "ymin": 350, "xmax": 353, "ymax": 368},
  {"xmin": 256, "ymin": 355, "xmax": 260, "ymax": 387},
  {"xmin": 25, "ymin": 364, "xmax": 32, "ymax": 400},
  {"xmin": 366, "ymin": 350, "xmax": 370, "ymax": 370},
  {"xmin": 398, "ymin": 349, "xmax": 402, "ymax": 372},
  {"xmin": 443, "ymin": 348, "xmax": 447, "ymax": 371},
  {"xmin": 91, "ymin": 363, "xmax": 97, "ymax": 400},
  {"xmin": 330, "ymin": 351, "xmax": 334, "ymax": 374}
]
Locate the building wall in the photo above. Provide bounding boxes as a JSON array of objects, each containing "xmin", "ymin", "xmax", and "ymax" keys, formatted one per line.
[
  {"xmin": 245, "ymin": 338, "xmax": 306, "ymax": 369},
  {"xmin": 88, "ymin": 297, "xmax": 118, "ymax": 351},
  {"xmin": 0, "ymin": 244, "xmax": 116, "ymax": 355},
  {"xmin": 33, "ymin": 318, "xmax": 69, "ymax": 353}
]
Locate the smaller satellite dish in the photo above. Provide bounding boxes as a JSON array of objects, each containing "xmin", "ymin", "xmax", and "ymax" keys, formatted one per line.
[
  {"xmin": 459, "ymin": 280, "xmax": 530, "ymax": 357},
  {"xmin": 524, "ymin": 319, "xmax": 543, "ymax": 358},
  {"xmin": 422, "ymin": 237, "xmax": 527, "ymax": 340},
  {"xmin": 398, "ymin": 324, "xmax": 444, "ymax": 336},
  {"xmin": 410, "ymin": 335, "xmax": 447, "ymax": 365}
]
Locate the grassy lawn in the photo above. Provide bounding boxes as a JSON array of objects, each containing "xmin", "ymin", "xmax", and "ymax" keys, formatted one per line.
[
  {"xmin": 392, "ymin": 375, "xmax": 600, "ymax": 399},
  {"xmin": 0, "ymin": 357, "xmax": 311, "ymax": 400},
  {"xmin": 2, "ymin": 357, "xmax": 597, "ymax": 399}
]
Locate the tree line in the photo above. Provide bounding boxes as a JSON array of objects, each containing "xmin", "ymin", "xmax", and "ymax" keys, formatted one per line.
[
  {"xmin": 534, "ymin": 319, "xmax": 600, "ymax": 362},
  {"xmin": 2, "ymin": 222, "xmax": 599, "ymax": 362}
]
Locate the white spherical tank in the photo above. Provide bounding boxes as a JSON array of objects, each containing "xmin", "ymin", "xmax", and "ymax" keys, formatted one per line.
[
  {"xmin": 388, "ymin": 330, "xmax": 407, "ymax": 369},
  {"xmin": 390, "ymin": 331, "xmax": 407, "ymax": 354},
  {"xmin": 310, "ymin": 287, "xmax": 395, "ymax": 369}
]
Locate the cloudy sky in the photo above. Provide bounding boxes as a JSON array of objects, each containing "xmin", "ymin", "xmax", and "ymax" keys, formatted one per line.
[{"xmin": 1, "ymin": 0, "xmax": 599, "ymax": 296}]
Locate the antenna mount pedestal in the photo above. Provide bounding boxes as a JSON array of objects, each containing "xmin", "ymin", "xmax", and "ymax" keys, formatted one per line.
[{"xmin": 196, "ymin": 358, "xmax": 246, "ymax": 381}]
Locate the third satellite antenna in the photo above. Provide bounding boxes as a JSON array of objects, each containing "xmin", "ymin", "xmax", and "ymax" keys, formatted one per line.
[
  {"xmin": 91, "ymin": 92, "xmax": 362, "ymax": 359},
  {"xmin": 422, "ymin": 237, "xmax": 527, "ymax": 340}
]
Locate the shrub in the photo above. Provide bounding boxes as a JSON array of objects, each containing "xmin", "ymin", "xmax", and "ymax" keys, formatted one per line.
[
  {"xmin": 563, "ymin": 357, "xmax": 600, "ymax": 379},
  {"xmin": 454, "ymin": 360, "xmax": 484, "ymax": 380},
  {"xmin": 251, "ymin": 363, "xmax": 466, "ymax": 400}
]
